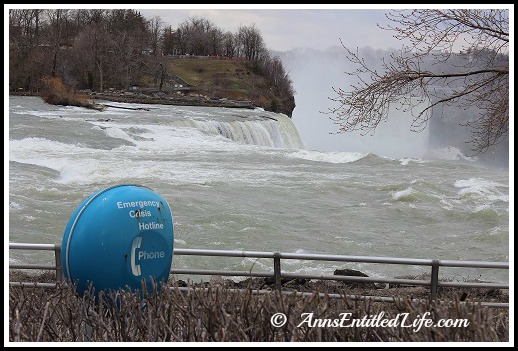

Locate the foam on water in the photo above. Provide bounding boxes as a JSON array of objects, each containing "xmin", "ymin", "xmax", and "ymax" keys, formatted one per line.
[
  {"xmin": 426, "ymin": 146, "xmax": 477, "ymax": 161},
  {"xmin": 455, "ymin": 178, "xmax": 509, "ymax": 203},
  {"xmin": 391, "ymin": 187, "xmax": 422, "ymax": 202},
  {"xmin": 287, "ymin": 149, "xmax": 368, "ymax": 163}
]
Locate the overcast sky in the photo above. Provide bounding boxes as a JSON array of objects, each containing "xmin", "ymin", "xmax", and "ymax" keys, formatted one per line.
[
  {"xmin": 136, "ymin": 6, "xmax": 399, "ymax": 53},
  {"xmin": 136, "ymin": 4, "xmax": 512, "ymax": 53}
]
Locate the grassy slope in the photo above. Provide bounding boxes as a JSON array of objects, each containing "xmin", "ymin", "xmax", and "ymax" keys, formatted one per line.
[{"xmin": 164, "ymin": 58, "xmax": 295, "ymax": 116}]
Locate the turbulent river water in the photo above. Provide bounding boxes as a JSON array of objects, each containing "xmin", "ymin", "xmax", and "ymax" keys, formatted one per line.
[{"xmin": 8, "ymin": 96, "xmax": 509, "ymax": 283}]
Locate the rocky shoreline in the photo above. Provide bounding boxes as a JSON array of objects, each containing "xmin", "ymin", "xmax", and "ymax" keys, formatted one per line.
[
  {"xmin": 10, "ymin": 90, "xmax": 256, "ymax": 110},
  {"xmin": 89, "ymin": 91, "xmax": 256, "ymax": 109}
]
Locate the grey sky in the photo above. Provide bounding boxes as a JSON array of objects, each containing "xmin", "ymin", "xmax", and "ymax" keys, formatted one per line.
[
  {"xmin": 137, "ymin": 6, "xmax": 398, "ymax": 52},
  {"xmin": 136, "ymin": 4, "xmax": 509, "ymax": 53}
]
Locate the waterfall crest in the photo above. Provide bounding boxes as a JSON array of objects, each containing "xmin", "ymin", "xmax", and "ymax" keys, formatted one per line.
[{"xmin": 173, "ymin": 111, "xmax": 305, "ymax": 149}]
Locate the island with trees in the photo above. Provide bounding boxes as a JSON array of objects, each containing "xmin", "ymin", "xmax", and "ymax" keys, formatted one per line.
[{"xmin": 8, "ymin": 10, "xmax": 295, "ymax": 117}]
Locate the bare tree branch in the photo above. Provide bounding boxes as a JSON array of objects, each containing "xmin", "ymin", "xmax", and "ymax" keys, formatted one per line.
[{"xmin": 325, "ymin": 9, "xmax": 509, "ymax": 156}]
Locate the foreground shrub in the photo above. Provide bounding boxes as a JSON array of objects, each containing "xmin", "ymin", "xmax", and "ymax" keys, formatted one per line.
[{"xmin": 8, "ymin": 280, "xmax": 508, "ymax": 342}]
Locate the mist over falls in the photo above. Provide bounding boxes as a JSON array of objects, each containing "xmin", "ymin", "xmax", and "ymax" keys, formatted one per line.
[{"xmin": 277, "ymin": 47, "xmax": 509, "ymax": 167}]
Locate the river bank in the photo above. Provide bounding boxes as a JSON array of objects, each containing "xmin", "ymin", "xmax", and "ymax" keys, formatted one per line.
[
  {"xmin": 92, "ymin": 90, "xmax": 256, "ymax": 109},
  {"xmin": 10, "ymin": 90, "xmax": 256, "ymax": 110}
]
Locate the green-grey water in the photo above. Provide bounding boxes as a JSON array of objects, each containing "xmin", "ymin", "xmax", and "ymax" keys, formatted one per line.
[{"xmin": 8, "ymin": 96, "xmax": 509, "ymax": 283}]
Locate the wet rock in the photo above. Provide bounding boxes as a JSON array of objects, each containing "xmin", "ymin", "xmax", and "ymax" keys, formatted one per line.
[{"xmin": 333, "ymin": 268, "xmax": 378, "ymax": 289}]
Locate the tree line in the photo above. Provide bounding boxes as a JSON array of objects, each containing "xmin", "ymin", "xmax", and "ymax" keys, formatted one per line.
[{"xmin": 8, "ymin": 9, "xmax": 294, "ymax": 98}]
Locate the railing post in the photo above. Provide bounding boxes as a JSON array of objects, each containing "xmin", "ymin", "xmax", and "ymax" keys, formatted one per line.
[
  {"xmin": 54, "ymin": 245, "xmax": 64, "ymax": 283},
  {"xmin": 273, "ymin": 252, "xmax": 282, "ymax": 293},
  {"xmin": 430, "ymin": 259, "xmax": 440, "ymax": 303}
]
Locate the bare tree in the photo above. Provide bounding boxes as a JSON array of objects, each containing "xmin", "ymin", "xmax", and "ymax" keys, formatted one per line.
[
  {"xmin": 72, "ymin": 23, "xmax": 112, "ymax": 91},
  {"xmin": 325, "ymin": 9, "xmax": 509, "ymax": 155},
  {"xmin": 9, "ymin": 9, "xmax": 45, "ymax": 91},
  {"xmin": 237, "ymin": 24, "xmax": 265, "ymax": 61},
  {"xmin": 161, "ymin": 25, "xmax": 177, "ymax": 55},
  {"xmin": 116, "ymin": 10, "xmax": 147, "ymax": 88},
  {"xmin": 208, "ymin": 27, "xmax": 224, "ymax": 56},
  {"xmin": 147, "ymin": 15, "xmax": 163, "ymax": 56},
  {"xmin": 44, "ymin": 9, "xmax": 70, "ymax": 77},
  {"xmin": 177, "ymin": 16, "xmax": 219, "ymax": 56},
  {"xmin": 222, "ymin": 31, "xmax": 237, "ymax": 58}
]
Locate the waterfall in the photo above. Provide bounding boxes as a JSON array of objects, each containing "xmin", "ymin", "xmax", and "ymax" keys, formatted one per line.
[{"xmin": 172, "ymin": 111, "xmax": 305, "ymax": 149}]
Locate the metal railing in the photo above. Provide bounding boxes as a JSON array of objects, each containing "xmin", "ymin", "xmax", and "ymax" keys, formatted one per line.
[{"xmin": 9, "ymin": 243, "xmax": 509, "ymax": 308}]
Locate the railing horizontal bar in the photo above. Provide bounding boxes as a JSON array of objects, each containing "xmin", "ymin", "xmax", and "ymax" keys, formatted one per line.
[
  {"xmin": 173, "ymin": 248, "xmax": 509, "ymax": 269},
  {"xmin": 171, "ymin": 269, "xmax": 273, "ymax": 278},
  {"xmin": 9, "ymin": 282, "xmax": 58, "ymax": 289},
  {"xmin": 438, "ymin": 260, "xmax": 509, "ymax": 269},
  {"xmin": 10, "ymin": 244, "xmax": 510, "ymax": 270},
  {"xmin": 9, "ymin": 243, "xmax": 57, "ymax": 250},
  {"xmin": 478, "ymin": 302, "xmax": 509, "ymax": 308},
  {"xmin": 172, "ymin": 270, "xmax": 431, "ymax": 287},
  {"xmin": 277, "ymin": 252, "xmax": 434, "ymax": 265},
  {"xmin": 173, "ymin": 248, "xmax": 276, "ymax": 259},
  {"xmin": 438, "ymin": 281, "xmax": 509, "ymax": 289},
  {"xmin": 173, "ymin": 248, "xmax": 434, "ymax": 265},
  {"xmin": 171, "ymin": 270, "xmax": 510, "ymax": 290},
  {"xmin": 171, "ymin": 286, "xmax": 509, "ymax": 308},
  {"xmin": 9, "ymin": 264, "xmax": 56, "ymax": 270},
  {"xmin": 171, "ymin": 286, "xmax": 415, "ymax": 303},
  {"xmin": 281, "ymin": 272, "xmax": 432, "ymax": 286}
]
